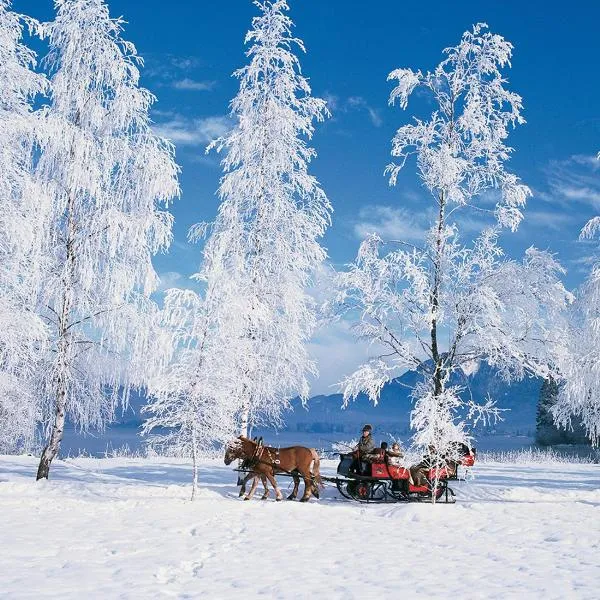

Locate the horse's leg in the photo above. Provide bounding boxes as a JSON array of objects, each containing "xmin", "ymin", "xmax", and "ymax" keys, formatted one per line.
[
  {"xmin": 311, "ymin": 477, "xmax": 320, "ymax": 499},
  {"xmin": 244, "ymin": 474, "xmax": 260, "ymax": 500},
  {"xmin": 260, "ymin": 475, "xmax": 269, "ymax": 500},
  {"xmin": 299, "ymin": 469, "xmax": 313, "ymax": 502},
  {"xmin": 287, "ymin": 471, "xmax": 300, "ymax": 500},
  {"xmin": 311, "ymin": 450, "xmax": 321, "ymax": 499},
  {"xmin": 239, "ymin": 472, "xmax": 252, "ymax": 497},
  {"xmin": 265, "ymin": 471, "xmax": 282, "ymax": 501}
]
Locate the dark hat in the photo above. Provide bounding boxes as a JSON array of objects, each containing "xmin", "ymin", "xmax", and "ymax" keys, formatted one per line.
[{"xmin": 362, "ymin": 424, "xmax": 372, "ymax": 432}]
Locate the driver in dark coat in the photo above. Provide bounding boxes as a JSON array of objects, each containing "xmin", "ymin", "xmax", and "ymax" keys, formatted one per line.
[
  {"xmin": 356, "ymin": 424, "xmax": 375, "ymax": 455},
  {"xmin": 351, "ymin": 424, "xmax": 375, "ymax": 473}
]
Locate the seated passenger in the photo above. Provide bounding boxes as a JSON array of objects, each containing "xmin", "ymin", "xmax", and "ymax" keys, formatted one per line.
[
  {"xmin": 363, "ymin": 441, "xmax": 389, "ymax": 465},
  {"xmin": 409, "ymin": 445, "xmax": 435, "ymax": 487},
  {"xmin": 447, "ymin": 441, "xmax": 475, "ymax": 477},
  {"xmin": 386, "ymin": 442, "xmax": 404, "ymax": 467},
  {"xmin": 456, "ymin": 442, "xmax": 472, "ymax": 456}
]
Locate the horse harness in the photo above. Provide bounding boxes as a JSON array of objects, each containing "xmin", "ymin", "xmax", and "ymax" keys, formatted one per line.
[
  {"xmin": 237, "ymin": 441, "xmax": 320, "ymax": 492},
  {"xmin": 249, "ymin": 444, "xmax": 281, "ymax": 468},
  {"xmin": 241, "ymin": 443, "xmax": 305, "ymax": 479}
]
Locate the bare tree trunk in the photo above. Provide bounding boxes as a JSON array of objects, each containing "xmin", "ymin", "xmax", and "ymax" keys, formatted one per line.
[
  {"xmin": 37, "ymin": 190, "xmax": 76, "ymax": 480},
  {"xmin": 429, "ymin": 190, "xmax": 447, "ymax": 504},
  {"xmin": 239, "ymin": 403, "xmax": 250, "ymax": 438},
  {"xmin": 430, "ymin": 190, "xmax": 446, "ymax": 398},
  {"xmin": 36, "ymin": 390, "xmax": 66, "ymax": 480},
  {"xmin": 36, "ymin": 322, "xmax": 71, "ymax": 479},
  {"xmin": 191, "ymin": 424, "xmax": 198, "ymax": 501}
]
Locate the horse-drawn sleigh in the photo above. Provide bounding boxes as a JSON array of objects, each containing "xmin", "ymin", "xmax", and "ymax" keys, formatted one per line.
[{"xmin": 224, "ymin": 436, "xmax": 476, "ymax": 504}]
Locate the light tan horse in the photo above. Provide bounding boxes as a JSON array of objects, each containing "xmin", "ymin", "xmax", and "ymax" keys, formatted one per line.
[{"xmin": 224, "ymin": 436, "xmax": 322, "ymax": 502}]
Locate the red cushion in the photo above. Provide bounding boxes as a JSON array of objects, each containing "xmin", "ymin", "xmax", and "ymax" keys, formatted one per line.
[
  {"xmin": 388, "ymin": 465, "xmax": 410, "ymax": 480},
  {"xmin": 408, "ymin": 484, "xmax": 429, "ymax": 493},
  {"xmin": 428, "ymin": 467, "xmax": 449, "ymax": 479},
  {"xmin": 371, "ymin": 463, "xmax": 390, "ymax": 478},
  {"xmin": 461, "ymin": 455, "xmax": 475, "ymax": 467}
]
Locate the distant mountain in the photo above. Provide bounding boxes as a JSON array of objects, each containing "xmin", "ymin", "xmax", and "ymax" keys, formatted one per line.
[
  {"xmin": 281, "ymin": 362, "xmax": 542, "ymax": 437},
  {"xmin": 110, "ymin": 362, "xmax": 542, "ymax": 438}
]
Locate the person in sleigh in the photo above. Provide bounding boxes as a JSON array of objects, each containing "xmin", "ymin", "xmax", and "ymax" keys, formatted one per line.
[
  {"xmin": 350, "ymin": 424, "xmax": 376, "ymax": 474},
  {"xmin": 386, "ymin": 442, "xmax": 404, "ymax": 466}
]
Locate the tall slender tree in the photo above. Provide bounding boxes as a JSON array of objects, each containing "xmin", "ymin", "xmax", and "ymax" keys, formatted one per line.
[
  {"xmin": 142, "ymin": 288, "xmax": 239, "ymax": 499},
  {"xmin": 337, "ymin": 24, "xmax": 571, "ymax": 471},
  {"xmin": 0, "ymin": 1, "xmax": 48, "ymax": 451},
  {"xmin": 204, "ymin": 0, "xmax": 331, "ymax": 436},
  {"xmin": 34, "ymin": 0, "xmax": 179, "ymax": 479}
]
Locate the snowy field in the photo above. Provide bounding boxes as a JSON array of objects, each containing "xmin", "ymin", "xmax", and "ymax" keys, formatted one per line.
[{"xmin": 1, "ymin": 455, "xmax": 599, "ymax": 599}]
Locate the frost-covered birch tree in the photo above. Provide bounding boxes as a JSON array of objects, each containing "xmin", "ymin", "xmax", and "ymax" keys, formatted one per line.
[
  {"xmin": 142, "ymin": 289, "xmax": 239, "ymax": 499},
  {"xmin": 337, "ymin": 24, "xmax": 571, "ymax": 468},
  {"xmin": 34, "ymin": 0, "xmax": 178, "ymax": 479},
  {"xmin": 0, "ymin": 1, "xmax": 48, "ymax": 451},
  {"xmin": 552, "ymin": 207, "xmax": 600, "ymax": 446},
  {"xmin": 204, "ymin": 0, "xmax": 331, "ymax": 436}
]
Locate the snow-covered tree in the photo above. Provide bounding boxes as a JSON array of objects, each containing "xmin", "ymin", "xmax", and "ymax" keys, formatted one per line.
[
  {"xmin": 536, "ymin": 376, "xmax": 587, "ymax": 446},
  {"xmin": 204, "ymin": 0, "xmax": 331, "ymax": 436},
  {"xmin": 0, "ymin": 1, "xmax": 48, "ymax": 452},
  {"xmin": 33, "ymin": 0, "xmax": 178, "ymax": 479},
  {"xmin": 553, "ymin": 211, "xmax": 600, "ymax": 446},
  {"xmin": 336, "ymin": 24, "xmax": 571, "ymax": 472},
  {"xmin": 142, "ymin": 289, "xmax": 239, "ymax": 500}
]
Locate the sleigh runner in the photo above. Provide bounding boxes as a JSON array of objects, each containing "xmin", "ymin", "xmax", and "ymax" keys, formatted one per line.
[{"xmin": 328, "ymin": 453, "xmax": 456, "ymax": 504}]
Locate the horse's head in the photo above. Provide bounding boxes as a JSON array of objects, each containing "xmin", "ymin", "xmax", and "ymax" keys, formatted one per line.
[{"xmin": 224, "ymin": 437, "xmax": 247, "ymax": 465}]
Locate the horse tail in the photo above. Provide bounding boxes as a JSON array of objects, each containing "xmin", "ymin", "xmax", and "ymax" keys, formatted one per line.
[{"xmin": 310, "ymin": 448, "xmax": 322, "ymax": 488}]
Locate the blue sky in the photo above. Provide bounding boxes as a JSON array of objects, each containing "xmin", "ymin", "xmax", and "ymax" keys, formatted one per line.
[{"xmin": 14, "ymin": 0, "xmax": 600, "ymax": 392}]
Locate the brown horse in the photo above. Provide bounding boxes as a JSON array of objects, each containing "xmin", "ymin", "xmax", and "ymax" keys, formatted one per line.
[
  {"xmin": 224, "ymin": 436, "xmax": 322, "ymax": 502},
  {"xmin": 234, "ymin": 438, "xmax": 272, "ymax": 500}
]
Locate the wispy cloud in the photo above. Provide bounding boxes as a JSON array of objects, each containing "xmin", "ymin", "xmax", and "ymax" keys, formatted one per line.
[
  {"xmin": 539, "ymin": 154, "xmax": 600, "ymax": 210},
  {"xmin": 347, "ymin": 96, "xmax": 383, "ymax": 127},
  {"xmin": 153, "ymin": 114, "xmax": 231, "ymax": 147},
  {"xmin": 325, "ymin": 92, "xmax": 383, "ymax": 128},
  {"xmin": 523, "ymin": 209, "xmax": 578, "ymax": 231},
  {"xmin": 172, "ymin": 78, "xmax": 216, "ymax": 92},
  {"xmin": 145, "ymin": 54, "xmax": 201, "ymax": 76},
  {"xmin": 353, "ymin": 205, "xmax": 429, "ymax": 242},
  {"xmin": 323, "ymin": 92, "xmax": 340, "ymax": 112},
  {"xmin": 145, "ymin": 54, "xmax": 217, "ymax": 93},
  {"xmin": 308, "ymin": 318, "xmax": 367, "ymax": 395},
  {"xmin": 571, "ymin": 154, "xmax": 600, "ymax": 171},
  {"xmin": 156, "ymin": 271, "xmax": 183, "ymax": 292},
  {"xmin": 156, "ymin": 270, "xmax": 205, "ymax": 293}
]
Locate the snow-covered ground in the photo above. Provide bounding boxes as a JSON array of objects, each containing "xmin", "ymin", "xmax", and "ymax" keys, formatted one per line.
[{"xmin": 1, "ymin": 455, "xmax": 599, "ymax": 599}]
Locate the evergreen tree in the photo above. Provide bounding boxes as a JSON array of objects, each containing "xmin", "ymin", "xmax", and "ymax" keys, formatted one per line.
[
  {"xmin": 536, "ymin": 377, "xmax": 562, "ymax": 445},
  {"xmin": 538, "ymin": 377, "xmax": 589, "ymax": 446}
]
